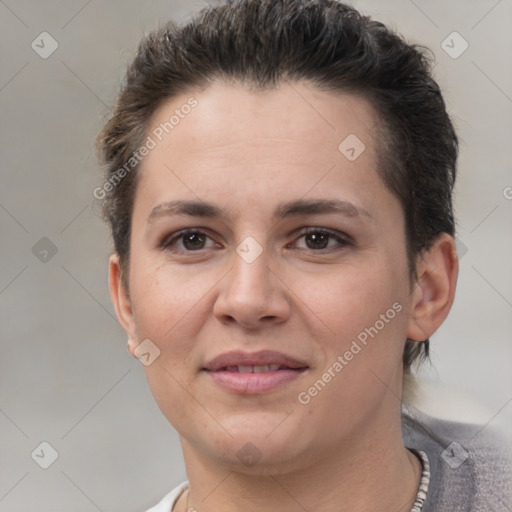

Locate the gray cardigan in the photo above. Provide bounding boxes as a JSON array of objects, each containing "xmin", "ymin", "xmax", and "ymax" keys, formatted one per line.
[{"xmin": 402, "ymin": 409, "xmax": 512, "ymax": 511}]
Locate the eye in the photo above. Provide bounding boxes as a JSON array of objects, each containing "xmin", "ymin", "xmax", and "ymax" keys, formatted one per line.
[
  {"xmin": 161, "ymin": 229, "xmax": 220, "ymax": 252},
  {"xmin": 160, "ymin": 227, "xmax": 351, "ymax": 254},
  {"xmin": 291, "ymin": 228, "xmax": 351, "ymax": 251}
]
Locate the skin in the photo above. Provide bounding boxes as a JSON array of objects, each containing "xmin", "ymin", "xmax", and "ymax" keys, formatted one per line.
[{"xmin": 109, "ymin": 81, "xmax": 458, "ymax": 512}]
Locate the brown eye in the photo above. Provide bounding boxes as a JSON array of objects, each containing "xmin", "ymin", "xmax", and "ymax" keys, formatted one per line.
[
  {"xmin": 304, "ymin": 232, "xmax": 330, "ymax": 250},
  {"xmin": 181, "ymin": 232, "xmax": 206, "ymax": 250},
  {"xmin": 162, "ymin": 229, "xmax": 219, "ymax": 252},
  {"xmin": 293, "ymin": 228, "xmax": 351, "ymax": 252}
]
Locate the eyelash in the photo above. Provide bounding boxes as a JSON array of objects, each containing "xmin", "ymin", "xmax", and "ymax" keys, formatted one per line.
[{"xmin": 160, "ymin": 227, "xmax": 352, "ymax": 254}]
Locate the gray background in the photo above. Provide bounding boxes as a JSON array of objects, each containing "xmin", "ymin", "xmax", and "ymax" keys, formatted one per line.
[{"xmin": 1, "ymin": 0, "xmax": 511, "ymax": 510}]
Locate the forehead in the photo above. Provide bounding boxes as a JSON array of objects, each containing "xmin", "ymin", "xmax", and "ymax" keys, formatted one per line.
[
  {"xmin": 147, "ymin": 80, "xmax": 379, "ymax": 160},
  {"xmin": 134, "ymin": 81, "xmax": 394, "ymax": 224}
]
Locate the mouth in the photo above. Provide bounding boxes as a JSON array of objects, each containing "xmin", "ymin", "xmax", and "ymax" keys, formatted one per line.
[
  {"xmin": 201, "ymin": 350, "xmax": 309, "ymax": 394},
  {"xmin": 209, "ymin": 364, "xmax": 308, "ymax": 373},
  {"xmin": 202, "ymin": 349, "xmax": 309, "ymax": 372}
]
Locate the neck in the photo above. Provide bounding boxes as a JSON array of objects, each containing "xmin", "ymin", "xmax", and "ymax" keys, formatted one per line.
[{"xmin": 176, "ymin": 412, "xmax": 422, "ymax": 512}]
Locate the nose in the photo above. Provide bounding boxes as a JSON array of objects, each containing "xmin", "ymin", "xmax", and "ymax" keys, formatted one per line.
[{"xmin": 213, "ymin": 245, "xmax": 291, "ymax": 329}]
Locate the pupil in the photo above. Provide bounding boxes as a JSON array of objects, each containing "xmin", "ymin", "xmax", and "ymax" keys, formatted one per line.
[
  {"xmin": 184, "ymin": 233, "xmax": 205, "ymax": 250},
  {"xmin": 306, "ymin": 233, "xmax": 328, "ymax": 249}
]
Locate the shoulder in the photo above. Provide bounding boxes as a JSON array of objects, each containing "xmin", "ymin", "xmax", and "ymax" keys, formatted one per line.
[
  {"xmin": 143, "ymin": 481, "xmax": 189, "ymax": 512},
  {"xmin": 402, "ymin": 408, "xmax": 512, "ymax": 511}
]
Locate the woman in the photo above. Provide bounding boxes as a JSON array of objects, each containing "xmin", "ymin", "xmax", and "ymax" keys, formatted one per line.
[{"xmin": 95, "ymin": 1, "xmax": 511, "ymax": 510}]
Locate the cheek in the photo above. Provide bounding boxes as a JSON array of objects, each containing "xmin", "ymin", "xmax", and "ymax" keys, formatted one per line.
[
  {"xmin": 295, "ymin": 261, "xmax": 409, "ymax": 407},
  {"xmin": 130, "ymin": 262, "xmax": 216, "ymax": 424},
  {"xmin": 301, "ymin": 260, "xmax": 407, "ymax": 340},
  {"xmin": 128, "ymin": 259, "xmax": 219, "ymax": 391},
  {"xmin": 130, "ymin": 257, "xmax": 210, "ymax": 335}
]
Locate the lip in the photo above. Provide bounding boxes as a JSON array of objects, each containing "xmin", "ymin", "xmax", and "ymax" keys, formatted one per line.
[
  {"xmin": 201, "ymin": 349, "xmax": 309, "ymax": 395},
  {"xmin": 202, "ymin": 349, "xmax": 309, "ymax": 372},
  {"xmin": 205, "ymin": 368, "xmax": 308, "ymax": 394}
]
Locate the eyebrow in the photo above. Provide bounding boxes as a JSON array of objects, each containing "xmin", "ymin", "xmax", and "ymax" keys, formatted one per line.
[{"xmin": 147, "ymin": 198, "xmax": 372, "ymax": 223}]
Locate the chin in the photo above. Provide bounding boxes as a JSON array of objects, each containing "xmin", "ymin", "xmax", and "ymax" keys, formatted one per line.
[{"xmin": 209, "ymin": 423, "xmax": 311, "ymax": 473}]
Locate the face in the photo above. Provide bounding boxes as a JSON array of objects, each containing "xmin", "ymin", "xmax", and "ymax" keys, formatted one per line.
[{"xmin": 112, "ymin": 81, "xmax": 425, "ymax": 474}]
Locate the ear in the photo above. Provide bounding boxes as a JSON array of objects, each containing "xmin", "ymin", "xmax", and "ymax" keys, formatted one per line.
[
  {"xmin": 109, "ymin": 253, "xmax": 138, "ymax": 357},
  {"xmin": 406, "ymin": 233, "xmax": 459, "ymax": 342}
]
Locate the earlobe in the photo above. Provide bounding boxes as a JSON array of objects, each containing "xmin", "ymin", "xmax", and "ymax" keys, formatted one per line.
[
  {"xmin": 109, "ymin": 253, "xmax": 137, "ymax": 341},
  {"xmin": 406, "ymin": 234, "xmax": 459, "ymax": 342},
  {"xmin": 126, "ymin": 336, "xmax": 138, "ymax": 357}
]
